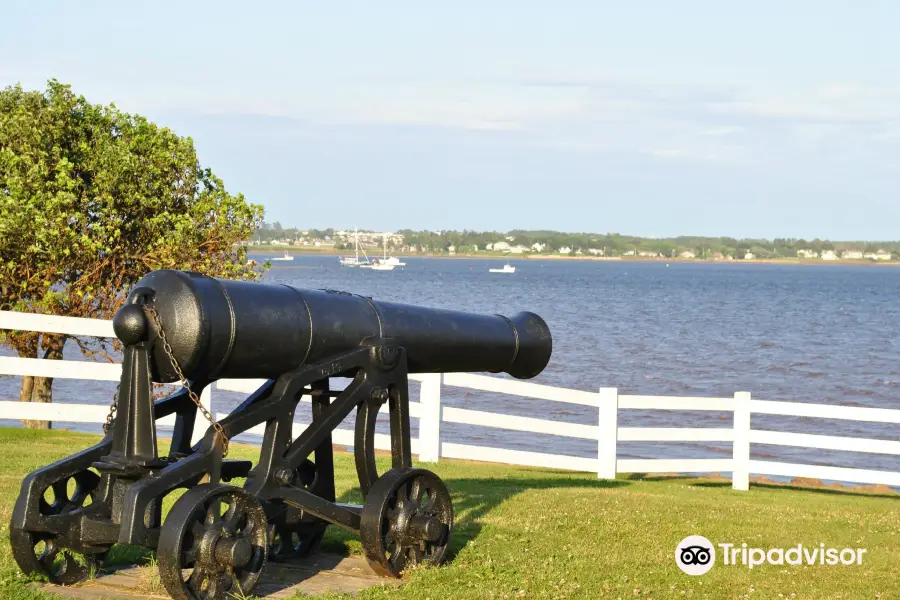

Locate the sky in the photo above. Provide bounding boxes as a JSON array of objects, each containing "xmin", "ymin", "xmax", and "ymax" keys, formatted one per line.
[{"xmin": 2, "ymin": 1, "xmax": 900, "ymax": 240}]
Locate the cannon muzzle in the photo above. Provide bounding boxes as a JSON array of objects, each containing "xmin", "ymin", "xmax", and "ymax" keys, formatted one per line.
[{"xmin": 116, "ymin": 270, "xmax": 552, "ymax": 383}]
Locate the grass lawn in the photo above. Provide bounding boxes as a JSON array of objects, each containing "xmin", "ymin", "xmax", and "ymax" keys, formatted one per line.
[{"xmin": 0, "ymin": 428, "xmax": 896, "ymax": 599}]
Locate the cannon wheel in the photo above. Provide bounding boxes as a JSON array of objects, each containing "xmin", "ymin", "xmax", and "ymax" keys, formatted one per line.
[
  {"xmin": 10, "ymin": 469, "xmax": 107, "ymax": 585},
  {"xmin": 359, "ymin": 468, "xmax": 453, "ymax": 577},
  {"xmin": 9, "ymin": 529, "xmax": 107, "ymax": 586},
  {"xmin": 157, "ymin": 483, "xmax": 268, "ymax": 600}
]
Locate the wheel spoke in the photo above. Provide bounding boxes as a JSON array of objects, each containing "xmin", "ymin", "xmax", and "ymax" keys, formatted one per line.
[
  {"xmin": 421, "ymin": 494, "xmax": 435, "ymax": 513},
  {"xmin": 383, "ymin": 526, "xmax": 396, "ymax": 546},
  {"xmin": 182, "ymin": 547, "xmax": 196, "ymax": 565},
  {"xmin": 224, "ymin": 495, "xmax": 246, "ymax": 529},
  {"xmin": 191, "ymin": 516, "xmax": 206, "ymax": 537},
  {"xmin": 38, "ymin": 540, "xmax": 60, "ymax": 566},
  {"xmin": 390, "ymin": 544, "xmax": 409, "ymax": 572},
  {"xmin": 206, "ymin": 498, "xmax": 223, "ymax": 523},
  {"xmin": 205, "ymin": 571, "xmax": 228, "ymax": 596},
  {"xmin": 187, "ymin": 566, "xmax": 207, "ymax": 589},
  {"xmin": 410, "ymin": 478, "xmax": 424, "ymax": 504}
]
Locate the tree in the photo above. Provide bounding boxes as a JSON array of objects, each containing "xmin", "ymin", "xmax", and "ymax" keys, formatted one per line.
[{"xmin": 0, "ymin": 79, "xmax": 267, "ymax": 428}]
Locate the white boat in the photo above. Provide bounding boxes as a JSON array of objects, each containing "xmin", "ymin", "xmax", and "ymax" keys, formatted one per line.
[
  {"xmin": 489, "ymin": 263, "xmax": 516, "ymax": 273},
  {"xmin": 370, "ymin": 234, "xmax": 401, "ymax": 271},
  {"xmin": 380, "ymin": 256, "xmax": 406, "ymax": 267},
  {"xmin": 271, "ymin": 252, "xmax": 294, "ymax": 262},
  {"xmin": 339, "ymin": 228, "xmax": 371, "ymax": 267}
]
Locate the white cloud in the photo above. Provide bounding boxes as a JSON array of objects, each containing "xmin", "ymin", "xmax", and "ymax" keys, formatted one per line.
[
  {"xmin": 701, "ymin": 125, "xmax": 745, "ymax": 136},
  {"xmin": 5, "ymin": 61, "xmax": 900, "ymax": 167}
]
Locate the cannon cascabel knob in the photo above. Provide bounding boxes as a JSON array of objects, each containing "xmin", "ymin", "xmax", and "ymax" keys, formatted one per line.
[{"xmin": 113, "ymin": 304, "xmax": 150, "ymax": 346}]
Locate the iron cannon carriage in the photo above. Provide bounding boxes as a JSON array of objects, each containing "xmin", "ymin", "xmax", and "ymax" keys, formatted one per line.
[{"xmin": 10, "ymin": 269, "xmax": 552, "ymax": 599}]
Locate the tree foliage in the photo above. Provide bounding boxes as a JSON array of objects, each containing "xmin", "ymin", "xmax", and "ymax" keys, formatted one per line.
[{"xmin": 0, "ymin": 79, "xmax": 267, "ymax": 425}]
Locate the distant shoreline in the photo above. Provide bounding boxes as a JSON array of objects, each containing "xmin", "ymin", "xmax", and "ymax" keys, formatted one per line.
[{"xmin": 246, "ymin": 247, "xmax": 900, "ymax": 267}]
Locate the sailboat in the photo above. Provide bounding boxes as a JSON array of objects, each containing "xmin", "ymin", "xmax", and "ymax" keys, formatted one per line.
[
  {"xmin": 371, "ymin": 235, "xmax": 396, "ymax": 271},
  {"xmin": 371, "ymin": 234, "xmax": 405, "ymax": 268},
  {"xmin": 271, "ymin": 251, "xmax": 294, "ymax": 262},
  {"xmin": 339, "ymin": 228, "xmax": 371, "ymax": 267}
]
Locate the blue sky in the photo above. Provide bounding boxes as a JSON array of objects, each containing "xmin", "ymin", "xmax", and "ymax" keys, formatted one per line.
[{"xmin": 2, "ymin": 1, "xmax": 899, "ymax": 239}]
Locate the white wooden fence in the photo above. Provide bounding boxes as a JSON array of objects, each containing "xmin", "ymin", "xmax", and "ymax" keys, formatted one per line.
[{"xmin": 2, "ymin": 310, "xmax": 900, "ymax": 492}]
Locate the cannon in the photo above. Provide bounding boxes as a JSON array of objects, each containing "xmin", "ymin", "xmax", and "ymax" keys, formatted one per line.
[{"xmin": 10, "ymin": 269, "xmax": 552, "ymax": 599}]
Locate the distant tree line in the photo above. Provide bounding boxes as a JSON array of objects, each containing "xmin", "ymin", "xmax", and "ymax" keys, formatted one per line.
[
  {"xmin": 252, "ymin": 222, "xmax": 335, "ymax": 244},
  {"xmin": 252, "ymin": 224, "xmax": 900, "ymax": 258},
  {"xmin": 397, "ymin": 230, "xmax": 900, "ymax": 257}
]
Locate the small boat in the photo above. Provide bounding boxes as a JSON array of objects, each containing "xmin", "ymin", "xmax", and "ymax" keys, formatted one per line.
[
  {"xmin": 370, "ymin": 234, "xmax": 401, "ymax": 271},
  {"xmin": 380, "ymin": 256, "xmax": 406, "ymax": 267},
  {"xmin": 340, "ymin": 256, "xmax": 370, "ymax": 267},
  {"xmin": 340, "ymin": 228, "xmax": 372, "ymax": 267},
  {"xmin": 489, "ymin": 263, "xmax": 516, "ymax": 274},
  {"xmin": 271, "ymin": 252, "xmax": 294, "ymax": 262}
]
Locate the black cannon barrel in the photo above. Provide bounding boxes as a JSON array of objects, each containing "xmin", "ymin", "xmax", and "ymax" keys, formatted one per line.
[{"xmin": 114, "ymin": 270, "xmax": 552, "ymax": 384}]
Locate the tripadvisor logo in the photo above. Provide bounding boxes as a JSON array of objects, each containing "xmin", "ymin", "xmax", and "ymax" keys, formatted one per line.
[
  {"xmin": 675, "ymin": 536, "xmax": 867, "ymax": 575},
  {"xmin": 676, "ymin": 536, "xmax": 715, "ymax": 575}
]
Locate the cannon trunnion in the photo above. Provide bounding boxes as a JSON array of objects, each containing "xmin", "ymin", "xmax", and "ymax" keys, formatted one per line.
[{"xmin": 9, "ymin": 270, "xmax": 552, "ymax": 600}]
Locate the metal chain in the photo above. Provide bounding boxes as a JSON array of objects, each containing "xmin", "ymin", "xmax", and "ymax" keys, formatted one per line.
[
  {"xmin": 144, "ymin": 306, "xmax": 229, "ymax": 457},
  {"xmin": 102, "ymin": 384, "xmax": 120, "ymax": 434}
]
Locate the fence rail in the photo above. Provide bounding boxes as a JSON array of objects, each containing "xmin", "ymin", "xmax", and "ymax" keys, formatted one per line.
[{"xmin": 2, "ymin": 309, "xmax": 900, "ymax": 491}]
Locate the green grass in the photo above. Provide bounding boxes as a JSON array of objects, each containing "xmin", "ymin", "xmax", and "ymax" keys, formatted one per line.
[{"xmin": 0, "ymin": 428, "xmax": 897, "ymax": 599}]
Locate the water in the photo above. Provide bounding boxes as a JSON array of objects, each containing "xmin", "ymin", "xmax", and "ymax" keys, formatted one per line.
[{"xmin": 3, "ymin": 254, "xmax": 900, "ymax": 477}]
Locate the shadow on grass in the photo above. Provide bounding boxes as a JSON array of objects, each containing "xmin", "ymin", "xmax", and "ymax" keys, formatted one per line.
[
  {"xmin": 692, "ymin": 480, "xmax": 900, "ymax": 500},
  {"xmin": 324, "ymin": 474, "xmax": 630, "ymax": 561}
]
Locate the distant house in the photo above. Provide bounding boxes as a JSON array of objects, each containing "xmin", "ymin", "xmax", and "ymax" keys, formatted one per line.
[
  {"xmin": 447, "ymin": 245, "xmax": 456, "ymax": 255},
  {"xmin": 744, "ymin": 252, "xmax": 756, "ymax": 260},
  {"xmin": 509, "ymin": 245, "xmax": 529, "ymax": 254},
  {"xmin": 711, "ymin": 252, "xmax": 724, "ymax": 260},
  {"xmin": 531, "ymin": 242, "xmax": 547, "ymax": 252},
  {"xmin": 638, "ymin": 251, "xmax": 658, "ymax": 257},
  {"xmin": 875, "ymin": 250, "xmax": 893, "ymax": 260},
  {"xmin": 492, "ymin": 241, "xmax": 511, "ymax": 252},
  {"xmin": 587, "ymin": 248, "xmax": 604, "ymax": 256},
  {"xmin": 821, "ymin": 250, "xmax": 838, "ymax": 261},
  {"xmin": 623, "ymin": 250, "xmax": 635, "ymax": 256},
  {"xmin": 485, "ymin": 243, "xmax": 494, "ymax": 251},
  {"xmin": 842, "ymin": 250, "xmax": 864, "ymax": 260},
  {"xmin": 558, "ymin": 246, "xmax": 572, "ymax": 255},
  {"xmin": 797, "ymin": 249, "xmax": 819, "ymax": 259},
  {"xmin": 679, "ymin": 250, "xmax": 696, "ymax": 259}
]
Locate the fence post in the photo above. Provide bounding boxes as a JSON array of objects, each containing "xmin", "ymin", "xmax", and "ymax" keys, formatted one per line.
[
  {"xmin": 192, "ymin": 385, "xmax": 214, "ymax": 447},
  {"xmin": 417, "ymin": 374, "xmax": 442, "ymax": 463},
  {"xmin": 597, "ymin": 387, "xmax": 619, "ymax": 479},
  {"xmin": 732, "ymin": 391, "xmax": 751, "ymax": 491}
]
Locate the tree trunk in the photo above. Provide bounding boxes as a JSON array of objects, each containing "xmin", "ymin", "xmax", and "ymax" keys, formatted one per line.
[
  {"xmin": 19, "ymin": 375, "xmax": 36, "ymax": 429},
  {"xmin": 28, "ymin": 375, "xmax": 54, "ymax": 430},
  {"xmin": 20, "ymin": 335, "xmax": 65, "ymax": 430},
  {"xmin": 27, "ymin": 379, "xmax": 53, "ymax": 430}
]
